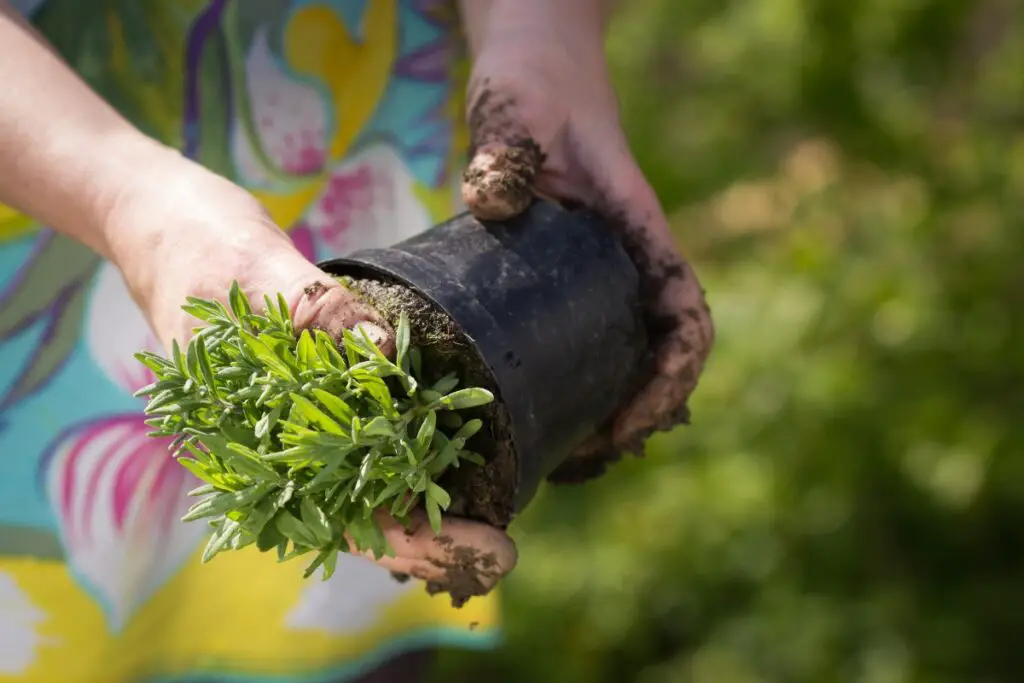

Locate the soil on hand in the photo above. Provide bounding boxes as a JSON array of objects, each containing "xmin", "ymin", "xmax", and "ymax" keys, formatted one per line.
[
  {"xmin": 424, "ymin": 535, "xmax": 503, "ymax": 609},
  {"xmin": 545, "ymin": 208, "xmax": 711, "ymax": 486}
]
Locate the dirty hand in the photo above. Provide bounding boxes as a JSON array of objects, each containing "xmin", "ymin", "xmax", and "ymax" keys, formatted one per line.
[
  {"xmin": 459, "ymin": 2, "xmax": 715, "ymax": 471},
  {"xmin": 105, "ymin": 147, "xmax": 516, "ymax": 597}
]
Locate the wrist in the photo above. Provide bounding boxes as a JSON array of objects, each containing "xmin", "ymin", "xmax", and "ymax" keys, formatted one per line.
[
  {"xmin": 83, "ymin": 135, "xmax": 188, "ymax": 257},
  {"xmin": 99, "ymin": 149, "xmax": 286, "ymax": 308},
  {"xmin": 14, "ymin": 130, "xmax": 187, "ymax": 260}
]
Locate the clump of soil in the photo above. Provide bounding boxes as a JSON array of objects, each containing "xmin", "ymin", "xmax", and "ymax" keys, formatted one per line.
[
  {"xmin": 424, "ymin": 535, "xmax": 503, "ymax": 609},
  {"xmin": 338, "ymin": 274, "xmax": 517, "ymax": 606}
]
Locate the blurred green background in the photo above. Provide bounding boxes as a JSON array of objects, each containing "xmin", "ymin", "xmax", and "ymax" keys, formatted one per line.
[{"xmin": 436, "ymin": 0, "xmax": 1024, "ymax": 681}]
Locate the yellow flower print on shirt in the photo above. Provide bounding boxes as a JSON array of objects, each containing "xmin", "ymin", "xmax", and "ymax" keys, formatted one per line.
[
  {"xmin": 235, "ymin": 0, "xmax": 398, "ymax": 230},
  {"xmin": 0, "ymin": 206, "xmax": 36, "ymax": 244},
  {"xmin": 3, "ymin": 547, "xmax": 498, "ymax": 683}
]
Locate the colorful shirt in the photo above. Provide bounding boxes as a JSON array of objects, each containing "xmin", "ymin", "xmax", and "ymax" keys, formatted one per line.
[{"xmin": 0, "ymin": 2, "xmax": 499, "ymax": 681}]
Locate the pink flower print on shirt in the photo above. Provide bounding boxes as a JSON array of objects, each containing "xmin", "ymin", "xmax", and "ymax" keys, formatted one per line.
[
  {"xmin": 232, "ymin": 27, "xmax": 329, "ymax": 185},
  {"xmin": 43, "ymin": 415, "xmax": 205, "ymax": 632},
  {"xmin": 298, "ymin": 145, "xmax": 434, "ymax": 262},
  {"xmin": 36, "ymin": 264, "xmax": 208, "ymax": 632}
]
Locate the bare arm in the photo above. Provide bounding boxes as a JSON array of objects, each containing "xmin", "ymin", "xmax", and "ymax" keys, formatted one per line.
[
  {"xmin": 456, "ymin": 0, "xmax": 615, "ymax": 60},
  {"xmin": 0, "ymin": 1, "xmax": 180, "ymax": 260}
]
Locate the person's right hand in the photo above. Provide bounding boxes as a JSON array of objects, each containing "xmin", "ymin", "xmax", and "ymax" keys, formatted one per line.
[{"xmin": 103, "ymin": 146, "xmax": 517, "ymax": 603}]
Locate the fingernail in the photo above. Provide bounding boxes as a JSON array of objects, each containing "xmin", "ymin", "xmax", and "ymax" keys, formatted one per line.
[{"xmin": 355, "ymin": 321, "xmax": 388, "ymax": 348}]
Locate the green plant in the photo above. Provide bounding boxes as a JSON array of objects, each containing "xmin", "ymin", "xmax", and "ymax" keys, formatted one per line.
[{"xmin": 134, "ymin": 282, "xmax": 494, "ymax": 580}]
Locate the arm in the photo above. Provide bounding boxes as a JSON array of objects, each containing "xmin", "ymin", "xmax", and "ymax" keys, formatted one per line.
[
  {"xmin": 456, "ymin": 0, "xmax": 614, "ymax": 60},
  {"xmin": 0, "ymin": 2, "xmax": 517, "ymax": 594},
  {"xmin": 0, "ymin": 2, "xmax": 182, "ymax": 261}
]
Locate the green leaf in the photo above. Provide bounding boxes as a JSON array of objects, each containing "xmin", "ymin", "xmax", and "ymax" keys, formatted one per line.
[
  {"xmin": 425, "ymin": 496, "xmax": 443, "ymax": 536},
  {"xmin": 240, "ymin": 330, "xmax": 294, "ymax": 380},
  {"xmin": 311, "ymin": 388, "xmax": 356, "ymax": 425},
  {"xmin": 362, "ymin": 416, "xmax": 396, "ymax": 439},
  {"xmin": 371, "ymin": 477, "xmax": 410, "ymax": 507},
  {"xmin": 300, "ymin": 497, "xmax": 333, "ymax": 546},
  {"xmin": 183, "ymin": 487, "xmax": 265, "ymax": 522},
  {"xmin": 437, "ymin": 388, "xmax": 495, "ymax": 411},
  {"xmin": 303, "ymin": 544, "xmax": 339, "ymax": 580},
  {"xmin": 351, "ymin": 373, "xmax": 396, "ymax": 416},
  {"xmin": 414, "ymin": 412, "xmax": 436, "ymax": 460},
  {"xmin": 313, "ymin": 330, "xmax": 347, "ymax": 371},
  {"xmin": 408, "ymin": 346, "xmax": 423, "ymax": 379},
  {"xmin": 289, "ymin": 393, "xmax": 346, "ymax": 435},
  {"xmin": 320, "ymin": 545, "xmax": 339, "ymax": 580},
  {"xmin": 171, "ymin": 339, "xmax": 185, "ymax": 373},
  {"xmin": 432, "ymin": 373, "xmax": 459, "ymax": 395},
  {"xmin": 426, "ymin": 481, "xmax": 452, "ymax": 511},
  {"xmin": 296, "ymin": 330, "xmax": 319, "ymax": 369},
  {"xmin": 275, "ymin": 481, "xmax": 296, "ymax": 509},
  {"xmin": 303, "ymin": 458, "xmax": 354, "ymax": 492},
  {"xmin": 461, "ymin": 451, "xmax": 486, "ymax": 467},
  {"xmin": 202, "ymin": 519, "xmax": 241, "ymax": 563},
  {"xmin": 395, "ymin": 312, "xmax": 411, "ymax": 365},
  {"xmin": 256, "ymin": 518, "xmax": 286, "ymax": 553},
  {"xmin": 242, "ymin": 499, "xmax": 279, "ymax": 538},
  {"xmin": 350, "ymin": 326, "xmax": 389, "ymax": 363},
  {"xmin": 135, "ymin": 351, "xmax": 174, "ymax": 376},
  {"xmin": 185, "ymin": 336, "xmax": 202, "ymax": 381},
  {"xmin": 228, "ymin": 281, "xmax": 253, "ymax": 322},
  {"xmin": 274, "ymin": 510, "xmax": 319, "ymax": 548},
  {"xmin": 427, "ymin": 437, "xmax": 467, "ymax": 476},
  {"xmin": 194, "ymin": 336, "xmax": 219, "ymax": 395},
  {"xmin": 353, "ymin": 450, "xmax": 380, "ymax": 499},
  {"xmin": 454, "ymin": 419, "xmax": 484, "ymax": 441},
  {"xmin": 177, "ymin": 457, "xmax": 211, "ymax": 481},
  {"xmin": 182, "ymin": 297, "xmax": 221, "ymax": 323},
  {"xmin": 254, "ymin": 404, "xmax": 284, "ymax": 441}
]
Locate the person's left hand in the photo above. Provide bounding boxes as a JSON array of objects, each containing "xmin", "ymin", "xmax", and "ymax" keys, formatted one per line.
[{"xmin": 459, "ymin": 21, "xmax": 715, "ymax": 478}]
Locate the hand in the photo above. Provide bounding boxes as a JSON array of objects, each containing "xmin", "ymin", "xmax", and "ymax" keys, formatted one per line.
[
  {"xmin": 460, "ymin": 25, "xmax": 715, "ymax": 477},
  {"xmin": 104, "ymin": 146, "xmax": 516, "ymax": 600}
]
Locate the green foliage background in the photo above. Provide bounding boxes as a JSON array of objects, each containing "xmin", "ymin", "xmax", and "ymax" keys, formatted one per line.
[{"xmin": 436, "ymin": 0, "xmax": 1024, "ymax": 681}]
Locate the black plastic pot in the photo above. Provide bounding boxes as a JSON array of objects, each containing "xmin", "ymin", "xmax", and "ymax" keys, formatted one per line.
[{"xmin": 318, "ymin": 200, "xmax": 647, "ymax": 522}]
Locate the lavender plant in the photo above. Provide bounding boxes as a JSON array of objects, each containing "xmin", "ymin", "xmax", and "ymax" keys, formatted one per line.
[{"xmin": 134, "ymin": 282, "xmax": 492, "ymax": 580}]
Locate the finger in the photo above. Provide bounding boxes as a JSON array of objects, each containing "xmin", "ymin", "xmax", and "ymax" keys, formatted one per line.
[
  {"xmin": 461, "ymin": 82, "xmax": 547, "ymax": 221},
  {"xmin": 462, "ymin": 141, "xmax": 543, "ymax": 221},
  {"xmin": 287, "ymin": 273, "xmax": 396, "ymax": 358},
  {"xmin": 349, "ymin": 510, "xmax": 517, "ymax": 607}
]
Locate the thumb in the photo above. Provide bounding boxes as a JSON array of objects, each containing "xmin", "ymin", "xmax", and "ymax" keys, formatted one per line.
[
  {"xmin": 461, "ymin": 141, "xmax": 543, "ymax": 221},
  {"xmin": 281, "ymin": 260, "xmax": 396, "ymax": 358},
  {"xmin": 461, "ymin": 85, "xmax": 546, "ymax": 221}
]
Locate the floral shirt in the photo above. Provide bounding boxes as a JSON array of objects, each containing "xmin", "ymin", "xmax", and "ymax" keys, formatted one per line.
[{"xmin": 0, "ymin": 1, "xmax": 498, "ymax": 681}]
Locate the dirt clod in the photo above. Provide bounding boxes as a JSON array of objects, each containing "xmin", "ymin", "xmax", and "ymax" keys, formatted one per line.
[
  {"xmin": 424, "ymin": 536, "xmax": 503, "ymax": 609},
  {"xmin": 303, "ymin": 281, "xmax": 328, "ymax": 298}
]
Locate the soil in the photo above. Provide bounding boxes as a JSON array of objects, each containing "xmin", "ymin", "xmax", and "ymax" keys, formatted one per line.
[
  {"xmin": 340, "ymin": 275, "xmax": 518, "ymax": 607},
  {"xmin": 423, "ymin": 535, "xmax": 503, "ymax": 609}
]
